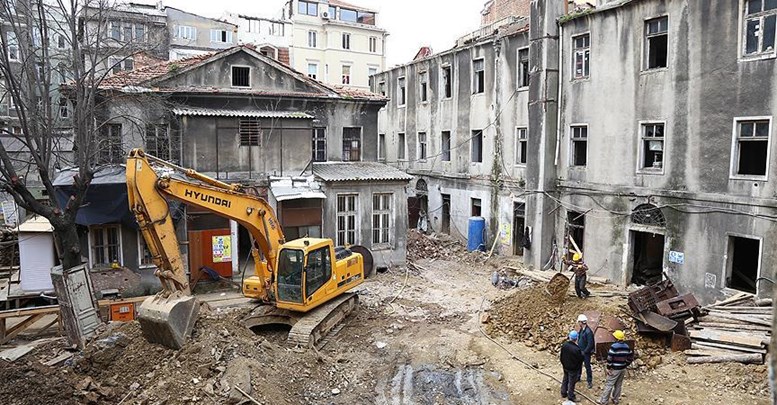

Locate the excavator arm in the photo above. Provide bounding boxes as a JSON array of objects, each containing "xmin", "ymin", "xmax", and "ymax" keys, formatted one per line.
[{"xmin": 126, "ymin": 149, "xmax": 286, "ymax": 348}]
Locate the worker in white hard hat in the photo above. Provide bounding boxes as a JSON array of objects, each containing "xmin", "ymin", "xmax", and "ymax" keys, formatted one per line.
[
  {"xmin": 565, "ymin": 252, "xmax": 591, "ymax": 299},
  {"xmin": 577, "ymin": 314, "xmax": 595, "ymax": 389},
  {"xmin": 599, "ymin": 330, "xmax": 634, "ymax": 405}
]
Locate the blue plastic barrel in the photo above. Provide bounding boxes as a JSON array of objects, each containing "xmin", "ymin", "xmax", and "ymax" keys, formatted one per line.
[{"xmin": 467, "ymin": 217, "xmax": 487, "ymax": 252}]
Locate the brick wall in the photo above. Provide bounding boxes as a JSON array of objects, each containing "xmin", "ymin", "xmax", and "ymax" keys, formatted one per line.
[{"xmin": 481, "ymin": 0, "xmax": 531, "ymax": 25}]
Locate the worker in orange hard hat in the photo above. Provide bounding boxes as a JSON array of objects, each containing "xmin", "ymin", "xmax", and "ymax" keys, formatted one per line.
[
  {"xmin": 599, "ymin": 330, "xmax": 635, "ymax": 405},
  {"xmin": 564, "ymin": 251, "xmax": 590, "ymax": 299}
]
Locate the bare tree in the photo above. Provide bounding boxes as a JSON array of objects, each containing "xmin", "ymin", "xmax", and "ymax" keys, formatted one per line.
[{"xmin": 0, "ymin": 0, "xmax": 161, "ymax": 269}]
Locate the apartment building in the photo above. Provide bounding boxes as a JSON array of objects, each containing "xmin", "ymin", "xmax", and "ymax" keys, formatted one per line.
[
  {"xmin": 222, "ymin": 12, "xmax": 291, "ymax": 64},
  {"xmin": 375, "ymin": 0, "xmax": 777, "ymax": 303},
  {"xmin": 167, "ymin": 7, "xmax": 237, "ymax": 60},
  {"xmin": 288, "ymin": 0, "xmax": 387, "ymax": 89}
]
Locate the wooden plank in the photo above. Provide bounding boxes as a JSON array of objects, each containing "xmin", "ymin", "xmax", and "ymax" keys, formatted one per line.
[
  {"xmin": 696, "ymin": 322, "xmax": 771, "ymax": 332},
  {"xmin": 0, "ymin": 313, "xmax": 45, "ymax": 345},
  {"xmin": 43, "ymin": 352, "xmax": 73, "ymax": 367},
  {"xmin": 0, "ymin": 344, "xmax": 35, "ymax": 361},
  {"xmin": 691, "ymin": 341, "xmax": 767, "ymax": 354},
  {"xmin": 689, "ymin": 329, "xmax": 766, "ymax": 348},
  {"xmin": 0, "ymin": 305, "xmax": 59, "ymax": 319},
  {"xmin": 702, "ymin": 311, "xmax": 771, "ymax": 327},
  {"xmin": 706, "ymin": 293, "xmax": 753, "ymax": 308},
  {"xmin": 32, "ymin": 315, "xmax": 60, "ymax": 338},
  {"xmin": 686, "ymin": 353, "xmax": 762, "ymax": 365},
  {"xmin": 684, "ymin": 348, "xmax": 739, "ymax": 357}
]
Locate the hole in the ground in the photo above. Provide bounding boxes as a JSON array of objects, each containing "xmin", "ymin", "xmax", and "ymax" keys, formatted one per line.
[{"xmin": 248, "ymin": 324, "xmax": 292, "ymax": 343}]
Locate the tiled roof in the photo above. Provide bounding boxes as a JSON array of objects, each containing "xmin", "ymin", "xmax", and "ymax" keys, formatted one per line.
[
  {"xmin": 99, "ymin": 53, "xmax": 211, "ymax": 90},
  {"xmin": 313, "ymin": 162, "xmax": 413, "ymax": 182},
  {"xmin": 172, "ymin": 107, "xmax": 313, "ymax": 119}
]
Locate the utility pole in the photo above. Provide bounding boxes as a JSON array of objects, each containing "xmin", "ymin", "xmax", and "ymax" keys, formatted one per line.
[{"xmin": 490, "ymin": 39, "xmax": 504, "ymax": 249}]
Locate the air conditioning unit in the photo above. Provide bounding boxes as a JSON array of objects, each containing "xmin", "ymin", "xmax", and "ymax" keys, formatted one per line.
[{"xmin": 321, "ymin": 10, "xmax": 331, "ymax": 19}]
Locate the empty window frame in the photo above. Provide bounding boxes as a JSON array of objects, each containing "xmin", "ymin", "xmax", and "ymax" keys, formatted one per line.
[
  {"xmin": 145, "ymin": 124, "xmax": 173, "ymax": 161},
  {"xmin": 342, "ymin": 33, "xmax": 351, "ymax": 49},
  {"xmin": 517, "ymin": 48, "xmax": 529, "ymax": 88},
  {"xmin": 336, "ymin": 194, "xmax": 358, "ymax": 246},
  {"xmin": 744, "ymin": 0, "xmax": 777, "ymax": 57},
  {"xmin": 6, "ymin": 32, "xmax": 18, "ymax": 61},
  {"xmin": 312, "ymin": 127, "xmax": 326, "ymax": 162},
  {"xmin": 441, "ymin": 131, "xmax": 451, "ymax": 161},
  {"xmin": 419, "ymin": 71, "xmax": 428, "ymax": 102},
  {"xmin": 472, "ymin": 58, "xmax": 485, "ymax": 94},
  {"xmin": 398, "ymin": 132, "xmax": 406, "ymax": 160},
  {"xmin": 341, "ymin": 65, "xmax": 351, "ymax": 84},
  {"xmin": 471, "ymin": 198, "xmax": 482, "ymax": 217},
  {"xmin": 101, "ymin": 123, "xmax": 123, "ymax": 163},
  {"xmin": 515, "ymin": 127, "xmax": 527, "ymax": 165},
  {"xmin": 397, "ymin": 76, "xmax": 406, "ymax": 106},
  {"xmin": 572, "ymin": 34, "xmax": 590, "ymax": 79},
  {"xmin": 307, "ymin": 62, "xmax": 318, "ymax": 79},
  {"xmin": 57, "ymin": 34, "xmax": 66, "ymax": 49},
  {"xmin": 726, "ymin": 235, "xmax": 762, "ymax": 294},
  {"xmin": 210, "ymin": 29, "xmax": 232, "ymax": 43},
  {"xmin": 378, "ymin": 81, "xmax": 386, "ymax": 96},
  {"xmin": 732, "ymin": 118, "xmax": 771, "ymax": 177},
  {"xmin": 231, "ymin": 66, "xmax": 250, "ymax": 87},
  {"xmin": 342, "ymin": 127, "xmax": 361, "ymax": 161},
  {"xmin": 238, "ymin": 118, "xmax": 261, "ymax": 146},
  {"xmin": 308, "ymin": 30, "xmax": 317, "ymax": 47},
  {"xmin": 471, "ymin": 129, "xmax": 483, "ymax": 163},
  {"xmin": 571, "ymin": 125, "xmax": 588, "ymax": 167},
  {"xmin": 645, "ymin": 16, "xmax": 669, "ymax": 69},
  {"xmin": 378, "ymin": 133, "xmax": 386, "ymax": 161},
  {"xmin": 369, "ymin": 36, "xmax": 378, "ymax": 53},
  {"xmin": 417, "ymin": 132, "xmax": 427, "ymax": 160},
  {"xmin": 441, "ymin": 65, "xmax": 452, "ymax": 98},
  {"xmin": 298, "ymin": 1, "xmax": 318, "ymax": 16},
  {"xmin": 640, "ymin": 123, "xmax": 665, "ymax": 171},
  {"xmin": 177, "ymin": 25, "xmax": 196, "ymax": 40},
  {"xmin": 58, "ymin": 97, "xmax": 69, "ymax": 119},
  {"xmin": 372, "ymin": 193, "xmax": 392, "ymax": 245}
]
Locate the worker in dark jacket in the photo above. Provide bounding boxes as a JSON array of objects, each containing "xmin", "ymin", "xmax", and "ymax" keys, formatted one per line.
[
  {"xmin": 560, "ymin": 330, "xmax": 584, "ymax": 402},
  {"xmin": 577, "ymin": 314, "xmax": 595, "ymax": 388},
  {"xmin": 599, "ymin": 330, "xmax": 635, "ymax": 405}
]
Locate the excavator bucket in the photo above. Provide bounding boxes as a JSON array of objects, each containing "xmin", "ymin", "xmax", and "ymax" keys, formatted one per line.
[{"xmin": 137, "ymin": 295, "xmax": 200, "ymax": 349}]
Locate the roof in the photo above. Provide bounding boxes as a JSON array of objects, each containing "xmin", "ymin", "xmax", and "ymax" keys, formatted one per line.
[
  {"xmin": 327, "ymin": 0, "xmax": 377, "ymax": 13},
  {"xmin": 270, "ymin": 177, "xmax": 326, "ymax": 201},
  {"xmin": 53, "ymin": 166, "xmax": 126, "ymax": 187},
  {"xmin": 313, "ymin": 162, "xmax": 413, "ymax": 182},
  {"xmin": 97, "ymin": 46, "xmax": 386, "ymax": 102},
  {"xmin": 18, "ymin": 215, "xmax": 53, "ymax": 233},
  {"xmin": 173, "ymin": 107, "xmax": 313, "ymax": 119}
]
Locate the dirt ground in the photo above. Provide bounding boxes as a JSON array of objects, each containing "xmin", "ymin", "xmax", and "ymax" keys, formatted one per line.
[{"xmin": 0, "ymin": 236, "xmax": 770, "ymax": 404}]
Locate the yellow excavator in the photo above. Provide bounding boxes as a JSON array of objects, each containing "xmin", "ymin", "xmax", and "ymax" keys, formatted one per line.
[{"xmin": 126, "ymin": 149, "xmax": 370, "ymax": 349}]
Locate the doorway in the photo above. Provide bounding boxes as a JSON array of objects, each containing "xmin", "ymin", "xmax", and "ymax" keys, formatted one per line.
[
  {"xmin": 726, "ymin": 236, "xmax": 761, "ymax": 294},
  {"xmin": 630, "ymin": 231, "xmax": 665, "ymax": 285},
  {"xmin": 441, "ymin": 194, "xmax": 451, "ymax": 234},
  {"xmin": 512, "ymin": 202, "xmax": 525, "ymax": 256},
  {"xmin": 566, "ymin": 210, "xmax": 585, "ymax": 259}
]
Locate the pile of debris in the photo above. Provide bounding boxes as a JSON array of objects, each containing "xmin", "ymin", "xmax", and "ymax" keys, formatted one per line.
[
  {"xmin": 407, "ymin": 229, "xmax": 485, "ymax": 264},
  {"xmin": 684, "ymin": 292, "xmax": 771, "ymax": 365},
  {"xmin": 0, "ymin": 225, "xmax": 18, "ymax": 268}
]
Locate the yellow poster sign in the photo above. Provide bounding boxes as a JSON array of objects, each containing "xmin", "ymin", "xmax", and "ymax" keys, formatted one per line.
[{"xmin": 212, "ymin": 235, "xmax": 232, "ymax": 263}]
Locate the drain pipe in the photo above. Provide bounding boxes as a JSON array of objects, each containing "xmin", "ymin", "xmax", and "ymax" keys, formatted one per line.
[{"xmin": 554, "ymin": 22, "xmax": 564, "ymax": 167}]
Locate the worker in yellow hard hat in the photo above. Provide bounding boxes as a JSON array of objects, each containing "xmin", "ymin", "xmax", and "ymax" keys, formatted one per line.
[
  {"xmin": 599, "ymin": 330, "xmax": 635, "ymax": 405},
  {"xmin": 564, "ymin": 251, "xmax": 590, "ymax": 299}
]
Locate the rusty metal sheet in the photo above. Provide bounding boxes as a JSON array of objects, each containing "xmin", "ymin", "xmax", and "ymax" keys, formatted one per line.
[
  {"xmin": 671, "ymin": 333, "xmax": 692, "ymax": 352},
  {"xmin": 655, "ymin": 293, "xmax": 700, "ymax": 319},
  {"xmin": 628, "ymin": 279, "xmax": 679, "ymax": 313},
  {"xmin": 592, "ymin": 315, "xmax": 627, "ymax": 361},
  {"xmin": 637, "ymin": 310, "xmax": 677, "ymax": 332}
]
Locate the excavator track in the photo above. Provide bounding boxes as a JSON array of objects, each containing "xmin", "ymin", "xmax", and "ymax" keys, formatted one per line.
[{"xmin": 243, "ymin": 293, "xmax": 359, "ymax": 349}]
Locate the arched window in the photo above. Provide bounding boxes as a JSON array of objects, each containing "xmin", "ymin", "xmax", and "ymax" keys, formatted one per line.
[{"xmin": 631, "ymin": 204, "xmax": 666, "ymax": 227}]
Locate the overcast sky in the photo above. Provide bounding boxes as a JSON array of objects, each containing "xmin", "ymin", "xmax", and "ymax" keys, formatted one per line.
[{"xmin": 146, "ymin": 0, "xmax": 485, "ymax": 66}]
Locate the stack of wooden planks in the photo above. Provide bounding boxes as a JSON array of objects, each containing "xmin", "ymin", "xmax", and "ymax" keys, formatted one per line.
[{"xmin": 684, "ymin": 292, "xmax": 771, "ymax": 364}]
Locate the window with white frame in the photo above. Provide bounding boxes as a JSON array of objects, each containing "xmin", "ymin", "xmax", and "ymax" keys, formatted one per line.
[
  {"xmin": 397, "ymin": 76, "xmax": 406, "ymax": 106},
  {"xmin": 515, "ymin": 127, "xmax": 527, "ymax": 165},
  {"xmin": 336, "ymin": 194, "xmax": 358, "ymax": 246},
  {"xmin": 743, "ymin": 0, "xmax": 777, "ymax": 57},
  {"xmin": 518, "ymin": 48, "xmax": 529, "ymax": 88},
  {"xmin": 308, "ymin": 30, "xmax": 317, "ymax": 47},
  {"xmin": 372, "ymin": 193, "xmax": 391, "ymax": 245},
  {"xmin": 210, "ymin": 29, "xmax": 232, "ymax": 43},
  {"xmin": 640, "ymin": 123, "xmax": 665, "ymax": 171},
  {"xmin": 341, "ymin": 65, "xmax": 351, "ymax": 84},
  {"xmin": 645, "ymin": 17, "xmax": 668, "ymax": 69},
  {"xmin": 378, "ymin": 133, "xmax": 386, "ymax": 161},
  {"xmin": 417, "ymin": 132, "xmax": 427, "ymax": 160},
  {"xmin": 472, "ymin": 58, "xmax": 485, "ymax": 94},
  {"xmin": 177, "ymin": 25, "xmax": 196, "ymax": 40},
  {"xmin": 471, "ymin": 130, "xmax": 483, "ymax": 163},
  {"xmin": 101, "ymin": 123, "xmax": 123, "ymax": 163},
  {"xmin": 572, "ymin": 34, "xmax": 590, "ymax": 79},
  {"xmin": 398, "ymin": 133, "xmax": 406, "ymax": 160},
  {"xmin": 90, "ymin": 224, "xmax": 122, "ymax": 267},
  {"xmin": 732, "ymin": 118, "xmax": 771, "ymax": 177},
  {"xmin": 369, "ymin": 36, "xmax": 378, "ymax": 53},
  {"xmin": 342, "ymin": 33, "xmax": 351, "ymax": 49},
  {"xmin": 312, "ymin": 127, "xmax": 326, "ymax": 162},
  {"xmin": 138, "ymin": 233, "xmax": 154, "ymax": 267},
  {"xmin": 298, "ymin": 1, "xmax": 318, "ymax": 16},
  {"xmin": 307, "ymin": 62, "xmax": 318, "ymax": 79},
  {"xmin": 571, "ymin": 125, "xmax": 588, "ymax": 167},
  {"xmin": 419, "ymin": 71, "xmax": 428, "ymax": 102},
  {"xmin": 7, "ymin": 32, "xmax": 18, "ymax": 61},
  {"xmin": 59, "ymin": 97, "xmax": 68, "ymax": 119}
]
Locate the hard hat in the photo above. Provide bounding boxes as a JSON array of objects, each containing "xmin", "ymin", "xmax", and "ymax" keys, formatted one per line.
[
  {"xmin": 613, "ymin": 330, "xmax": 626, "ymax": 341},
  {"xmin": 572, "ymin": 252, "xmax": 582, "ymax": 261},
  {"xmin": 577, "ymin": 314, "xmax": 588, "ymax": 323},
  {"xmin": 568, "ymin": 330, "xmax": 579, "ymax": 340}
]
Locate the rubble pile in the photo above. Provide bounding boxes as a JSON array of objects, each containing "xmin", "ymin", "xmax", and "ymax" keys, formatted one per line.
[
  {"xmin": 407, "ymin": 229, "xmax": 485, "ymax": 264},
  {"xmin": 0, "ymin": 226, "xmax": 19, "ymax": 268},
  {"xmin": 485, "ymin": 285, "xmax": 667, "ymax": 369}
]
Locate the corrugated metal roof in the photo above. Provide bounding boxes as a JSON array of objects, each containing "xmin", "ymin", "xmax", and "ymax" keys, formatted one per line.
[
  {"xmin": 313, "ymin": 162, "xmax": 413, "ymax": 182},
  {"xmin": 18, "ymin": 215, "xmax": 53, "ymax": 233},
  {"xmin": 172, "ymin": 107, "xmax": 314, "ymax": 119}
]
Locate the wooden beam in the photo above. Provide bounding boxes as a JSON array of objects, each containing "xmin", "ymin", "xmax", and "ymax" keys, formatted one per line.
[
  {"xmin": 0, "ymin": 305, "xmax": 59, "ymax": 319},
  {"xmin": 691, "ymin": 341, "xmax": 767, "ymax": 354},
  {"xmin": 686, "ymin": 353, "xmax": 762, "ymax": 365},
  {"xmin": 0, "ymin": 313, "xmax": 45, "ymax": 345},
  {"xmin": 689, "ymin": 329, "xmax": 766, "ymax": 348},
  {"xmin": 703, "ymin": 311, "xmax": 771, "ymax": 327},
  {"xmin": 32, "ymin": 315, "xmax": 60, "ymax": 338}
]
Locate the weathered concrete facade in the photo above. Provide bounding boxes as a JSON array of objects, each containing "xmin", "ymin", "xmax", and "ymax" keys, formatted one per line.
[{"xmin": 166, "ymin": 7, "xmax": 238, "ymax": 60}]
